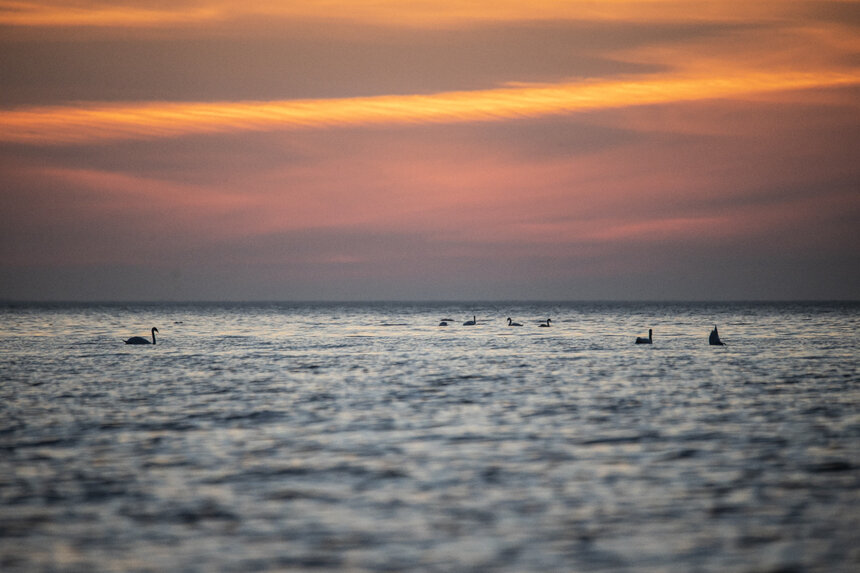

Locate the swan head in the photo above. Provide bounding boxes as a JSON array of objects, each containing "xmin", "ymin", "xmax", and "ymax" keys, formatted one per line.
[{"xmin": 152, "ymin": 327, "xmax": 159, "ymax": 333}]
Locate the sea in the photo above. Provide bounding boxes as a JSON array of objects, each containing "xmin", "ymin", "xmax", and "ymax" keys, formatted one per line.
[{"xmin": 1, "ymin": 301, "xmax": 858, "ymax": 572}]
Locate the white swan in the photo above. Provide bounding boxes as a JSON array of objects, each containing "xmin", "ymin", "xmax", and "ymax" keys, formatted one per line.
[
  {"xmin": 507, "ymin": 317, "xmax": 523, "ymax": 326},
  {"xmin": 463, "ymin": 315, "xmax": 477, "ymax": 326},
  {"xmin": 635, "ymin": 329, "xmax": 652, "ymax": 344},
  {"xmin": 126, "ymin": 327, "xmax": 158, "ymax": 345},
  {"xmin": 709, "ymin": 325, "xmax": 725, "ymax": 346},
  {"xmin": 538, "ymin": 319, "xmax": 551, "ymax": 327}
]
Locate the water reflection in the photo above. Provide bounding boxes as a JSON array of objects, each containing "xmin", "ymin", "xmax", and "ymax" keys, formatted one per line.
[{"xmin": 0, "ymin": 302, "xmax": 858, "ymax": 571}]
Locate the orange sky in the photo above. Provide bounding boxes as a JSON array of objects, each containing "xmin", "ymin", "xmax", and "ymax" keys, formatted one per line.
[{"xmin": 1, "ymin": 1, "xmax": 858, "ymax": 300}]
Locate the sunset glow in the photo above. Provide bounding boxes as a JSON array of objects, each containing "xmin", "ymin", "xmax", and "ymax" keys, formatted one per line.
[
  {"xmin": 2, "ymin": 1, "xmax": 854, "ymax": 27},
  {"xmin": 1, "ymin": 0, "xmax": 858, "ymax": 300},
  {"xmin": 3, "ymin": 71, "xmax": 857, "ymax": 145}
]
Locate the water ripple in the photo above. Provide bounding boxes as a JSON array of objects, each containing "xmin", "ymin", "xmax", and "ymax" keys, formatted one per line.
[{"xmin": 1, "ymin": 302, "xmax": 858, "ymax": 571}]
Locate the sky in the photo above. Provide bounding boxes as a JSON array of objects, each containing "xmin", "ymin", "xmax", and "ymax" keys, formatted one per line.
[{"xmin": 1, "ymin": 1, "xmax": 859, "ymax": 301}]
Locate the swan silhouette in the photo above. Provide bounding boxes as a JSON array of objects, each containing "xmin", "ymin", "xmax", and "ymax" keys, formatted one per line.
[
  {"xmin": 709, "ymin": 325, "xmax": 725, "ymax": 346},
  {"xmin": 507, "ymin": 317, "xmax": 523, "ymax": 326},
  {"xmin": 538, "ymin": 319, "xmax": 551, "ymax": 327},
  {"xmin": 126, "ymin": 327, "xmax": 158, "ymax": 345},
  {"xmin": 439, "ymin": 320, "xmax": 449, "ymax": 326},
  {"xmin": 635, "ymin": 329, "xmax": 652, "ymax": 344},
  {"xmin": 463, "ymin": 315, "xmax": 477, "ymax": 326}
]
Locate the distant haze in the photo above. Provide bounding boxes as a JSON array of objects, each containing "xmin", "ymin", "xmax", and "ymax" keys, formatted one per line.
[{"xmin": 1, "ymin": 1, "xmax": 859, "ymax": 301}]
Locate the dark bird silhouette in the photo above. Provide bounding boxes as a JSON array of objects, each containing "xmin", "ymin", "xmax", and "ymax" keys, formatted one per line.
[
  {"xmin": 507, "ymin": 317, "xmax": 523, "ymax": 326},
  {"xmin": 463, "ymin": 315, "xmax": 477, "ymax": 326},
  {"xmin": 439, "ymin": 320, "xmax": 449, "ymax": 326},
  {"xmin": 635, "ymin": 329, "xmax": 652, "ymax": 344},
  {"xmin": 538, "ymin": 319, "xmax": 552, "ymax": 327},
  {"xmin": 709, "ymin": 325, "xmax": 725, "ymax": 346},
  {"xmin": 125, "ymin": 327, "xmax": 158, "ymax": 345}
]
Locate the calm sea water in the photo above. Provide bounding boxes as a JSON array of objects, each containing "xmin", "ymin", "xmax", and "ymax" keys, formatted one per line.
[{"xmin": 1, "ymin": 302, "xmax": 858, "ymax": 572}]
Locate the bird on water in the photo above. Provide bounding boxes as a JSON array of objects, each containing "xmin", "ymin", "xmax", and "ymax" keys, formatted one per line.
[
  {"xmin": 125, "ymin": 327, "xmax": 158, "ymax": 345},
  {"xmin": 463, "ymin": 316, "xmax": 477, "ymax": 326},
  {"xmin": 538, "ymin": 319, "xmax": 551, "ymax": 327},
  {"xmin": 635, "ymin": 329, "xmax": 652, "ymax": 344},
  {"xmin": 507, "ymin": 317, "xmax": 523, "ymax": 326},
  {"xmin": 709, "ymin": 325, "xmax": 726, "ymax": 346}
]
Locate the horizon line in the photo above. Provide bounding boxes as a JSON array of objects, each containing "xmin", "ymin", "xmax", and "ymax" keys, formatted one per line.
[{"xmin": 3, "ymin": 299, "xmax": 858, "ymax": 305}]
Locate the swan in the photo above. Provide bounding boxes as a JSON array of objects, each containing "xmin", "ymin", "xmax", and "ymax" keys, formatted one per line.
[
  {"xmin": 635, "ymin": 329, "xmax": 652, "ymax": 344},
  {"xmin": 709, "ymin": 325, "xmax": 725, "ymax": 346},
  {"xmin": 463, "ymin": 315, "xmax": 477, "ymax": 326},
  {"xmin": 507, "ymin": 317, "xmax": 523, "ymax": 326},
  {"xmin": 538, "ymin": 319, "xmax": 551, "ymax": 327},
  {"xmin": 125, "ymin": 327, "xmax": 158, "ymax": 345},
  {"xmin": 439, "ymin": 320, "xmax": 449, "ymax": 326}
]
